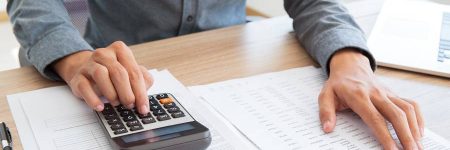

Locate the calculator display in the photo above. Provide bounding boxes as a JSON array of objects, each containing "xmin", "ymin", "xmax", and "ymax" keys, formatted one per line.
[
  {"xmin": 112, "ymin": 121, "xmax": 209, "ymax": 148},
  {"xmin": 122, "ymin": 123, "xmax": 194, "ymax": 143}
]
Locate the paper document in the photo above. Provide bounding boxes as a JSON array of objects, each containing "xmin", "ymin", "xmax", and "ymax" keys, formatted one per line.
[
  {"xmin": 7, "ymin": 69, "xmax": 253, "ymax": 150},
  {"xmin": 189, "ymin": 66, "xmax": 450, "ymax": 150},
  {"xmin": 153, "ymin": 70, "xmax": 256, "ymax": 150}
]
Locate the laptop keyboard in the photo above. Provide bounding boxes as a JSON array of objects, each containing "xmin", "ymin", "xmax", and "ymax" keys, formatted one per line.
[{"xmin": 437, "ymin": 12, "xmax": 450, "ymax": 62}]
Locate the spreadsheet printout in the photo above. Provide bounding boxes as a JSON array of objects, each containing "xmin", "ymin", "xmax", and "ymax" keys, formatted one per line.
[{"xmin": 189, "ymin": 66, "xmax": 450, "ymax": 150}]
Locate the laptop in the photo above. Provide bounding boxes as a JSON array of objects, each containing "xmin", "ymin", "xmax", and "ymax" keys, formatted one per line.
[{"xmin": 368, "ymin": 0, "xmax": 450, "ymax": 77}]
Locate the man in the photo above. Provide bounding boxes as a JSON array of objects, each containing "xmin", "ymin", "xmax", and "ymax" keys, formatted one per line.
[{"xmin": 7, "ymin": 0, "xmax": 423, "ymax": 149}]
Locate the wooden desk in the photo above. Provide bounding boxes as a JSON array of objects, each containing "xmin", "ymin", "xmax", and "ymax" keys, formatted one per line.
[
  {"xmin": 0, "ymin": 12, "xmax": 7, "ymax": 22},
  {"xmin": 1, "ymin": 15, "xmax": 450, "ymax": 149}
]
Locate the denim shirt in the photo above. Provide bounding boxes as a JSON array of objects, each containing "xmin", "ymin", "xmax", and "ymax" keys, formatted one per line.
[{"xmin": 7, "ymin": 0, "xmax": 376, "ymax": 80}]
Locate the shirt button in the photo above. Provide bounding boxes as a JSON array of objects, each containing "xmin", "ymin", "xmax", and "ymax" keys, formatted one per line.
[{"xmin": 187, "ymin": 15, "xmax": 194, "ymax": 22}]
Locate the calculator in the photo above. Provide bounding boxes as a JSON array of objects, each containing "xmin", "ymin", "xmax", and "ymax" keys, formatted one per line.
[{"xmin": 95, "ymin": 93, "xmax": 211, "ymax": 150}]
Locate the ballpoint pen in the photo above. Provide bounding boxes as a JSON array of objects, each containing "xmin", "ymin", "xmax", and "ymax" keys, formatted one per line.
[{"xmin": 0, "ymin": 122, "xmax": 12, "ymax": 150}]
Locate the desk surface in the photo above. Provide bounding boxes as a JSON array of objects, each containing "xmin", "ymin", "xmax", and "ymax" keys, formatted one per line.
[{"xmin": 2, "ymin": 8, "xmax": 450, "ymax": 150}]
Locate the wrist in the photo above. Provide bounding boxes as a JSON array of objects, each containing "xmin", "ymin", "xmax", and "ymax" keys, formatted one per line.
[
  {"xmin": 53, "ymin": 51, "xmax": 92, "ymax": 82},
  {"xmin": 329, "ymin": 49, "xmax": 372, "ymax": 75}
]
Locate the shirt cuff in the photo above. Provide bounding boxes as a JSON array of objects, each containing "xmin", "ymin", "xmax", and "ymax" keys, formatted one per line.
[
  {"xmin": 27, "ymin": 27, "xmax": 93, "ymax": 80},
  {"xmin": 308, "ymin": 28, "xmax": 377, "ymax": 75}
]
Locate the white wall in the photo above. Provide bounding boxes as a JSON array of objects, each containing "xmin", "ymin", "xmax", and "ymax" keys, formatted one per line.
[{"xmin": 0, "ymin": 1, "xmax": 20, "ymax": 71}]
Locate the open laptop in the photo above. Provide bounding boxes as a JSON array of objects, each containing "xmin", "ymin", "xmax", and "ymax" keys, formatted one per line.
[{"xmin": 368, "ymin": 0, "xmax": 450, "ymax": 77}]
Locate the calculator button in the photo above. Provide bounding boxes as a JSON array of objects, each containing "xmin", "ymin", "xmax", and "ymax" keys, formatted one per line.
[
  {"xmin": 159, "ymin": 98, "xmax": 173, "ymax": 104},
  {"xmin": 114, "ymin": 128, "xmax": 128, "ymax": 135},
  {"xmin": 163, "ymin": 102, "xmax": 176, "ymax": 108},
  {"xmin": 104, "ymin": 114, "xmax": 118, "ymax": 120},
  {"xmin": 137, "ymin": 112, "xmax": 152, "ymax": 118},
  {"xmin": 149, "ymin": 100, "xmax": 158, "ymax": 105},
  {"xmin": 171, "ymin": 111, "xmax": 185, "ymax": 118},
  {"xmin": 104, "ymin": 103, "xmax": 113, "ymax": 110},
  {"xmin": 107, "ymin": 118, "xmax": 120, "ymax": 125},
  {"xmin": 123, "ymin": 115, "xmax": 137, "ymax": 121},
  {"xmin": 120, "ymin": 110, "xmax": 133, "ymax": 117},
  {"xmin": 153, "ymin": 109, "xmax": 166, "ymax": 116},
  {"xmin": 102, "ymin": 109, "xmax": 115, "ymax": 115},
  {"xmin": 141, "ymin": 117, "xmax": 156, "ymax": 124},
  {"xmin": 130, "ymin": 125, "xmax": 144, "ymax": 131},
  {"xmin": 150, "ymin": 104, "xmax": 162, "ymax": 111},
  {"xmin": 116, "ymin": 105, "xmax": 130, "ymax": 112},
  {"xmin": 126, "ymin": 120, "xmax": 141, "ymax": 127},
  {"xmin": 156, "ymin": 114, "xmax": 171, "ymax": 121},
  {"xmin": 102, "ymin": 104, "xmax": 115, "ymax": 114},
  {"xmin": 167, "ymin": 106, "xmax": 180, "ymax": 113},
  {"xmin": 156, "ymin": 93, "xmax": 169, "ymax": 99},
  {"xmin": 111, "ymin": 123, "xmax": 125, "ymax": 130},
  {"xmin": 149, "ymin": 95, "xmax": 157, "ymax": 101}
]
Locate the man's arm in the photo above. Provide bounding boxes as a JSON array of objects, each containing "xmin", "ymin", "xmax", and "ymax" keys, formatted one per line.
[
  {"xmin": 284, "ymin": 0, "xmax": 423, "ymax": 149},
  {"xmin": 283, "ymin": 0, "xmax": 375, "ymax": 73},
  {"xmin": 7, "ymin": 0, "xmax": 93, "ymax": 80},
  {"xmin": 7, "ymin": 0, "xmax": 153, "ymax": 115}
]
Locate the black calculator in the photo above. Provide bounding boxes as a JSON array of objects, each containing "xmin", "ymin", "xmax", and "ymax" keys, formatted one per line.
[{"xmin": 95, "ymin": 93, "xmax": 211, "ymax": 150}]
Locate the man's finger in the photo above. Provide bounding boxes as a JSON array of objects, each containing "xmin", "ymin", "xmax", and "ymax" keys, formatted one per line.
[
  {"xmin": 372, "ymin": 94, "xmax": 418, "ymax": 150},
  {"xmin": 110, "ymin": 41, "xmax": 149, "ymax": 114},
  {"xmin": 87, "ymin": 63, "xmax": 120, "ymax": 106},
  {"xmin": 77, "ymin": 76, "xmax": 104, "ymax": 111},
  {"xmin": 347, "ymin": 91, "xmax": 398, "ymax": 149},
  {"xmin": 140, "ymin": 66, "xmax": 154, "ymax": 89},
  {"xmin": 404, "ymin": 98, "xmax": 425, "ymax": 137},
  {"xmin": 92, "ymin": 48, "xmax": 136, "ymax": 109},
  {"xmin": 108, "ymin": 62, "xmax": 135, "ymax": 108},
  {"xmin": 390, "ymin": 97, "xmax": 423, "ymax": 149},
  {"xmin": 318, "ymin": 86, "xmax": 337, "ymax": 133}
]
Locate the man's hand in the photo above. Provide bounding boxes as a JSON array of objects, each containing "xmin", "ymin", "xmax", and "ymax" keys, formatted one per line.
[
  {"xmin": 53, "ymin": 41, "xmax": 154, "ymax": 114},
  {"xmin": 319, "ymin": 49, "xmax": 424, "ymax": 150}
]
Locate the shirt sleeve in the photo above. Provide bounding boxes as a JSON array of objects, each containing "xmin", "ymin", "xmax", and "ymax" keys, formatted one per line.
[
  {"xmin": 284, "ymin": 0, "xmax": 377, "ymax": 75},
  {"xmin": 7, "ymin": 0, "xmax": 93, "ymax": 80}
]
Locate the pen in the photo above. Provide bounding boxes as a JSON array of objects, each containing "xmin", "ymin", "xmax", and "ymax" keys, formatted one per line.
[{"xmin": 0, "ymin": 122, "xmax": 12, "ymax": 150}]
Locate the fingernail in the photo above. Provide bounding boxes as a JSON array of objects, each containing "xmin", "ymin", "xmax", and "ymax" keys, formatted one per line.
[
  {"xmin": 127, "ymin": 103, "xmax": 135, "ymax": 109},
  {"xmin": 111, "ymin": 101, "xmax": 120, "ymax": 106},
  {"xmin": 417, "ymin": 140, "xmax": 423, "ymax": 150},
  {"xmin": 420, "ymin": 127, "xmax": 425, "ymax": 137},
  {"xmin": 323, "ymin": 121, "xmax": 331, "ymax": 133},
  {"xmin": 95, "ymin": 104, "xmax": 104, "ymax": 111},
  {"xmin": 140, "ymin": 105, "xmax": 149, "ymax": 114}
]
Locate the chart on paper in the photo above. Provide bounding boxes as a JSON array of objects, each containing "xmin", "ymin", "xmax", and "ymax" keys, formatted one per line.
[
  {"xmin": 17, "ymin": 87, "xmax": 113, "ymax": 150},
  {"xmin": 189, "ymin": 67, "xmax": 450, "ymax": 150}
]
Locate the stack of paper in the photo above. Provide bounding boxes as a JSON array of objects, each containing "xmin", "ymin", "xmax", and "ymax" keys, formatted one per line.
[
  {"xmin": 7, "ymin": 69, "xmax": 256, "ymax": 150},
  {"xmin": 189, "ymin": 66, "xmax": 450, "ymax": 150}
]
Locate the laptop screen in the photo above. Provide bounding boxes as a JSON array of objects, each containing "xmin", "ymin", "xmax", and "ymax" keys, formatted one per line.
[{"xmin": 437, "ymin": 12, "xmax": 450, "ymax": 62}]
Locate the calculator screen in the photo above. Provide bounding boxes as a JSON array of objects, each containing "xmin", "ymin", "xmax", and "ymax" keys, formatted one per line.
[{"xmin": 122, "ymin": 123, "xmax": 195, "ymax": 143}]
